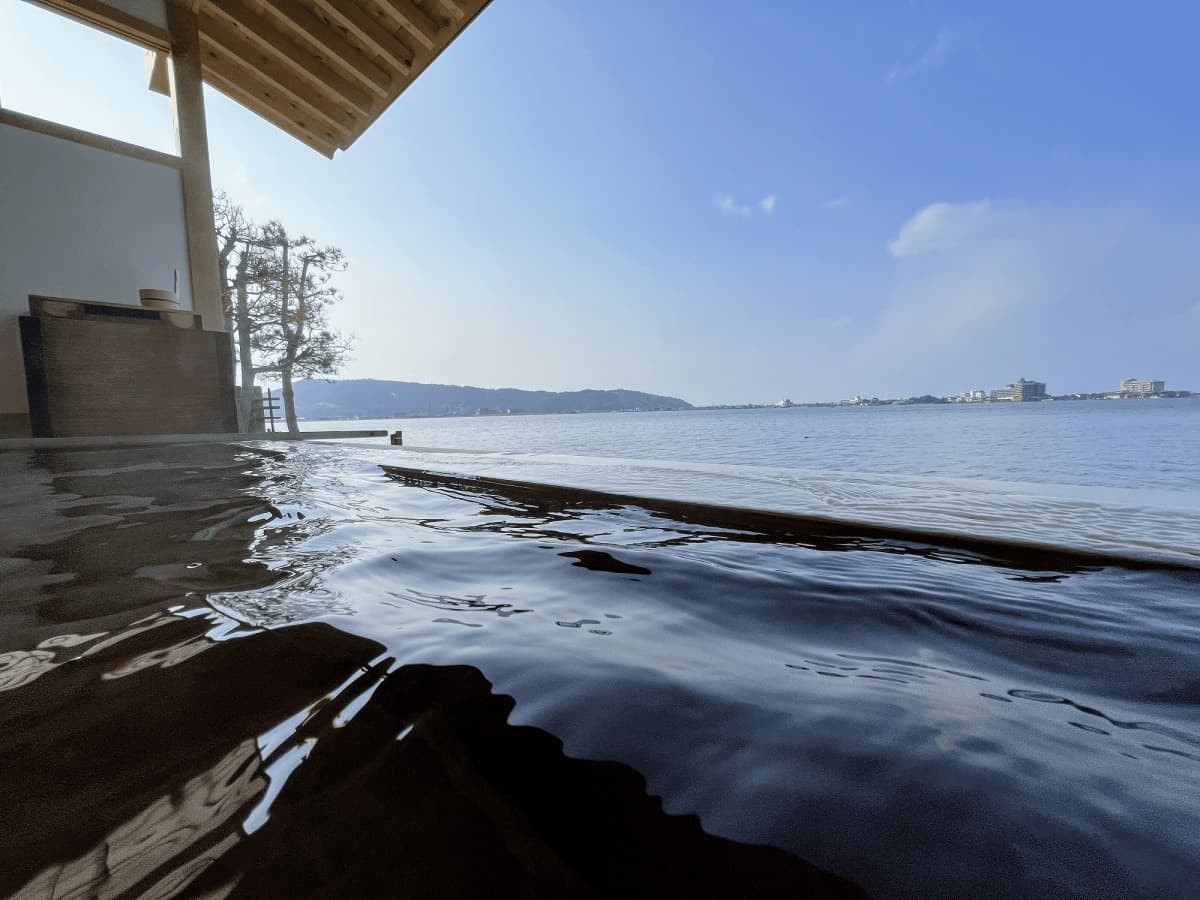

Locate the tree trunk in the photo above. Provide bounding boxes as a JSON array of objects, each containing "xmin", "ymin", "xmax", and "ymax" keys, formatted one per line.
[
  {"xmin": 279, "ymin": 239, "xmax": 299, "ymax": 433},
  {"xmin": 235, "ymin": 257, "xmax": 257, "ymax": 430},
  {"xmin": 280, "ymin": 257, "xmax": 311, "ymax": 434},
  {"xmin": 216, "ymin": 228, "xmax": 239, "ymax": 409},
  {"xmin": 281, "ymin": 363, "xmax": 298, "ymax": 433}
]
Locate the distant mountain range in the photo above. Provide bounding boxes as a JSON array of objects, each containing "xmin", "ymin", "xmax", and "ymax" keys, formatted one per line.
[{"xmin": 293, "ymin": 379, "xmax": 693, "ymax": 419}]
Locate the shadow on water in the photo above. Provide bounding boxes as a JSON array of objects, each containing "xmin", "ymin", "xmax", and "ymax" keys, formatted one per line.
[
  {"xmin": 560, "ymin": 549, "xmax": 653, "ymax": 575},
  {"xmin": 0, "ymin": 615, "xmax": 866, "ymax": 899},
  {"xmin": 0, "ymin": 445, "xmax": 866, "ymax": 899}
]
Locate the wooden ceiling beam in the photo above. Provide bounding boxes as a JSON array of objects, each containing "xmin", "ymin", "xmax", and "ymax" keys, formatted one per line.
[
  {"xmin": 202, "ymin": 66, "xmax": 340, "ymax": 158},
  {"xmin": 31, "ymin": 0, "xmax": 170, "ymax": 50},
  {"xmin": 34, "ymin": 0, "xmax": 494, "ymax": 158},
  {"xmin": 311, "ymin": 0, "xmax": 416, "ymax": 75},
  {"xmin": 335, "ymin": 0, "xmax": 488, "ymax": 147},
  {"xmin": 201, "ymin": 49, "xmax": 350, "ymax": 147},
  {"xmin": 254, "ymin": 0, "xmax": 393, "ymax": 99},
  {"xmin": 436, "ymin": 0, "xmax": 466, "ymax": 21},
  {"xmin": 203, "ymin": 0, "xmax": 377, "ymax": 118},
  {"xmin": 199, "ymin": 16, "xmax": 358, "ymax": 140},
  {"xmin": 375, "ymin": 0, "xmax": 440, "ymax": 51}
]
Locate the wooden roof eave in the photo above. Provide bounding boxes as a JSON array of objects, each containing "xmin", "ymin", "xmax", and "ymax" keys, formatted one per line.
[
  {"xmin": 202, "ymin": 66, "xmax": 340, "ymax": 158},
  {"xmin": 31, "ymin": 0, "xmax": 493, "ymax": 156},
  {"xmin": 335, "ymin": 0, "xmax": 492, "ymax": 150}
]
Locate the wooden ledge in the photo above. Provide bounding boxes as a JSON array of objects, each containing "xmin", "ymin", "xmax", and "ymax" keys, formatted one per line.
[
  {"xmin": 0, "ymin": 431, "xmax": 388, "ymax": 451},
  {"xmin": 0, "ymin": 108, "xmax": 182, "ymax": 169}
]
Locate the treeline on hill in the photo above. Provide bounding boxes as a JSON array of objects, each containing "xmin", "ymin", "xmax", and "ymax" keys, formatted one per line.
[{"xmin": 292, "ymin": 379, "xmax": 693, "ymax": 419}]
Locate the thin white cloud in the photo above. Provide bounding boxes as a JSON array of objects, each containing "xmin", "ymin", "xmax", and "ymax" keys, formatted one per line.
[
  {"xmin": 887, "ymin": 25, "xmax": 976, "ymax": 84},
  {"xmin": 846, "ymin": 208, "xmax": 1070, "ymax": 392},
  {"xmin": 847, "ymin": 201, "xmax": 1200, "ymax": 394},
  {"xmin": 715, "ymin": 192, "xmax": 778, "ymax": 218},
  {"xmin": 823, "ymin": 196, "xmax": 850, "ymax": 210},
  {"xmin": 715, "ymin": 193, "xmax": 751, "ymax": 218},
  {"xmin": 887, "ymin": 199, "xmax": 993, "ymax": 258}
]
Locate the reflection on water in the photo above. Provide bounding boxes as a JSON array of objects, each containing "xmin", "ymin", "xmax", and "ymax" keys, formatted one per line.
[
  {"xmin": 561, "ymin": 549, "xmax": 653, "ymax": 575},
  {"xmin": 2, "ymin": 443, "xmax": 1199, "ymax": 898},
  {"xmin": 1, "ymin": 613, "xmax": 863, "ymax": 899},
  {"xmin": 0, "ymin": 445, "xmax": 864, "ymax": 899},
  {"xmin": 19, "ymin": 735, "xmax": 264, "ymax": 900}
]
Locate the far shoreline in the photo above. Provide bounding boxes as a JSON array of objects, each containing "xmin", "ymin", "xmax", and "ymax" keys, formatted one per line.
[{"xmin": 297, "ymin": 394, "xmax": 1198, "ymax": 424}]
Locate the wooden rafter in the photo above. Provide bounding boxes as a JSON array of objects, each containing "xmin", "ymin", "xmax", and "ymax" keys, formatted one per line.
[
  {"xmin": 310, "ymin": 0, "xmax": 416, "ymax": 74},
  {"xmin": 203, "ymin": 66, "xmax": 340, "ymax": 158},
  {"xmin": 254, "ymin": 0, "xmax": 392, "ymax": 100},
  {"xmin": 375, "ymin": 0, "xmax": 440, "ymax": 51},
  {"xmin": 200, "ymin": 47, "xmax": 352, "ymax": 151},
  {"xmin": 31, "ymin": 0, "xmax": 169, "ymax": 50},
  {"xmin": 204, "ymin": 0, "xmax": 378, "ymax": 117},
  {"xmin": 199, "ymin": 15, "xmax": 357, "ymax": 140}
]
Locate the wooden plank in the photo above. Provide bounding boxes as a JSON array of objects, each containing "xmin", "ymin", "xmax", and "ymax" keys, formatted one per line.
[
  {"xmin": 202, "ymin": 49, "xmax": 348, "ymax": 147},
  {"xmin": 339, "ymin": 0, "xmax": 490, "ymax": 147},
  {"xmin": 204, "ymin": 0, "xmax": 379, "ymax": 116},
  {"xmin": 198, "ymin": 15, "xmax": 358, "ymax": 139},
  {"xmin": 0, "ymin": 430, "xmax": 389, "ymax": 451},
  {"xmin": 19, "ymin": 314, "xmax": 238, "ymax": 437},
  {"xmin": 31, "ymin": 0, "xmax": 170, "ymax": 50},
  {"xmin": 201, "ymin": 55, "xmax": 347, "ymax": 147},
  {"xmin": 436, "ymin": 0, "xmax": 466, "ymax": 21},
  {"xmin": 29, "ymin": 295, "xmax": 202, "ymax": 330},
  {"xmin": 18, "ymin": 317, "xmax": 52, "ymax": 438},
  {"xmin": 311, "ymin": 0, "xmax": 416, "ymax": 73},
  {"xmin": 376, "ymin": 0, "xmax": 440, "ymax": 50},
  {"xmin": 201, "ymin": 67, "xmax": 339, "ymax": 157},
  {"xmin": 254, "ymin": 0, "xmax": 394, "ymax": 97},
  {"xmin": 0, "ymin": 108, "xmax": 181, "ymax": 169},
  {"xmin": 167, "ymin": 2, "xmax": 225, "ymax": 333}
]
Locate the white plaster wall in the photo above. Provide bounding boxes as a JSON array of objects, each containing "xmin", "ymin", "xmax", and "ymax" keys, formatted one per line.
[{"xmin": 0, "ymin": 120, "xmax": 191, "ymax": 415}]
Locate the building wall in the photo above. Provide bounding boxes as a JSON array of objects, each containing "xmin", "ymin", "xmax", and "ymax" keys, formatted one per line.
[
  {"xmin": 1121, "ymin": 379, "xmax": 1165, "ymax": 394},
  {"xmin": 0, "ymin": 120, "xmax": 191, "ymax": 425}
]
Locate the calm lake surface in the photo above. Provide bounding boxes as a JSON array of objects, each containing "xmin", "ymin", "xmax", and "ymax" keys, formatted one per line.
[
  {"xmin": 2, "ymin": 400, "xmax": 1198, "ymax": 897},
  {"xmin": 310, "ymin": 398, "xmax": 1200, "ymax": 491},
  {"xmin": 311, "ymin": 399, "xmax": 1200, "ymax": 565}
]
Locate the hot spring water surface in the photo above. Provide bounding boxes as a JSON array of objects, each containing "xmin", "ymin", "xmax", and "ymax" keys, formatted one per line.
[{"xmin": 1, "ymin": 436, "xmax": 1197, "ymax": 898}]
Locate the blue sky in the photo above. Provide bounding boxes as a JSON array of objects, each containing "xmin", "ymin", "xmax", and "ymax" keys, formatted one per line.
[{"xmin": 2, "ymin": 0, "xmax": 1199, "ymax": 404}]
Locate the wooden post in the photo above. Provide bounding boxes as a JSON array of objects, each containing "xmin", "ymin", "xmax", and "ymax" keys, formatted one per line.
[{"xmin": 166, "ymin": 1, "xmax": 224, "ymax": 332}]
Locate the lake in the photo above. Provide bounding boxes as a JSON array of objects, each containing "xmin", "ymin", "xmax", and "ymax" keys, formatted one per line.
[
  {"xmin": 308, "ymin": 399, "xmax": 1200, "ymax": 565},
  {"xmin": 308, "ymin": 398, "xmax": 1200, "ymax": 491}
]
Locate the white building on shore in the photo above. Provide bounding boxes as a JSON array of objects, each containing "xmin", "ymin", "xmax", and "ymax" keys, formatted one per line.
[
  {"xmin": 990, "ymin": 379, "xmax": 1048, "ymax": 402},
  {"xmin": 1120, "ymin": 378, "xmax": 1165, "ymax": 397},
  {"xmin": 953, "ymin": 389, "xmax": 988, "ymax": 403}
]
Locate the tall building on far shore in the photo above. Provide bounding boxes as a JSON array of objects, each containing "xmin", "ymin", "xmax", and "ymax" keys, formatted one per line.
[
  {"xmin": 990, "ymin": 378, "xmax": 1047, "ymax": 402},
  {"xmin": 1120, "ymin": 378, "xmax": 1165, "ymax": 396}
]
